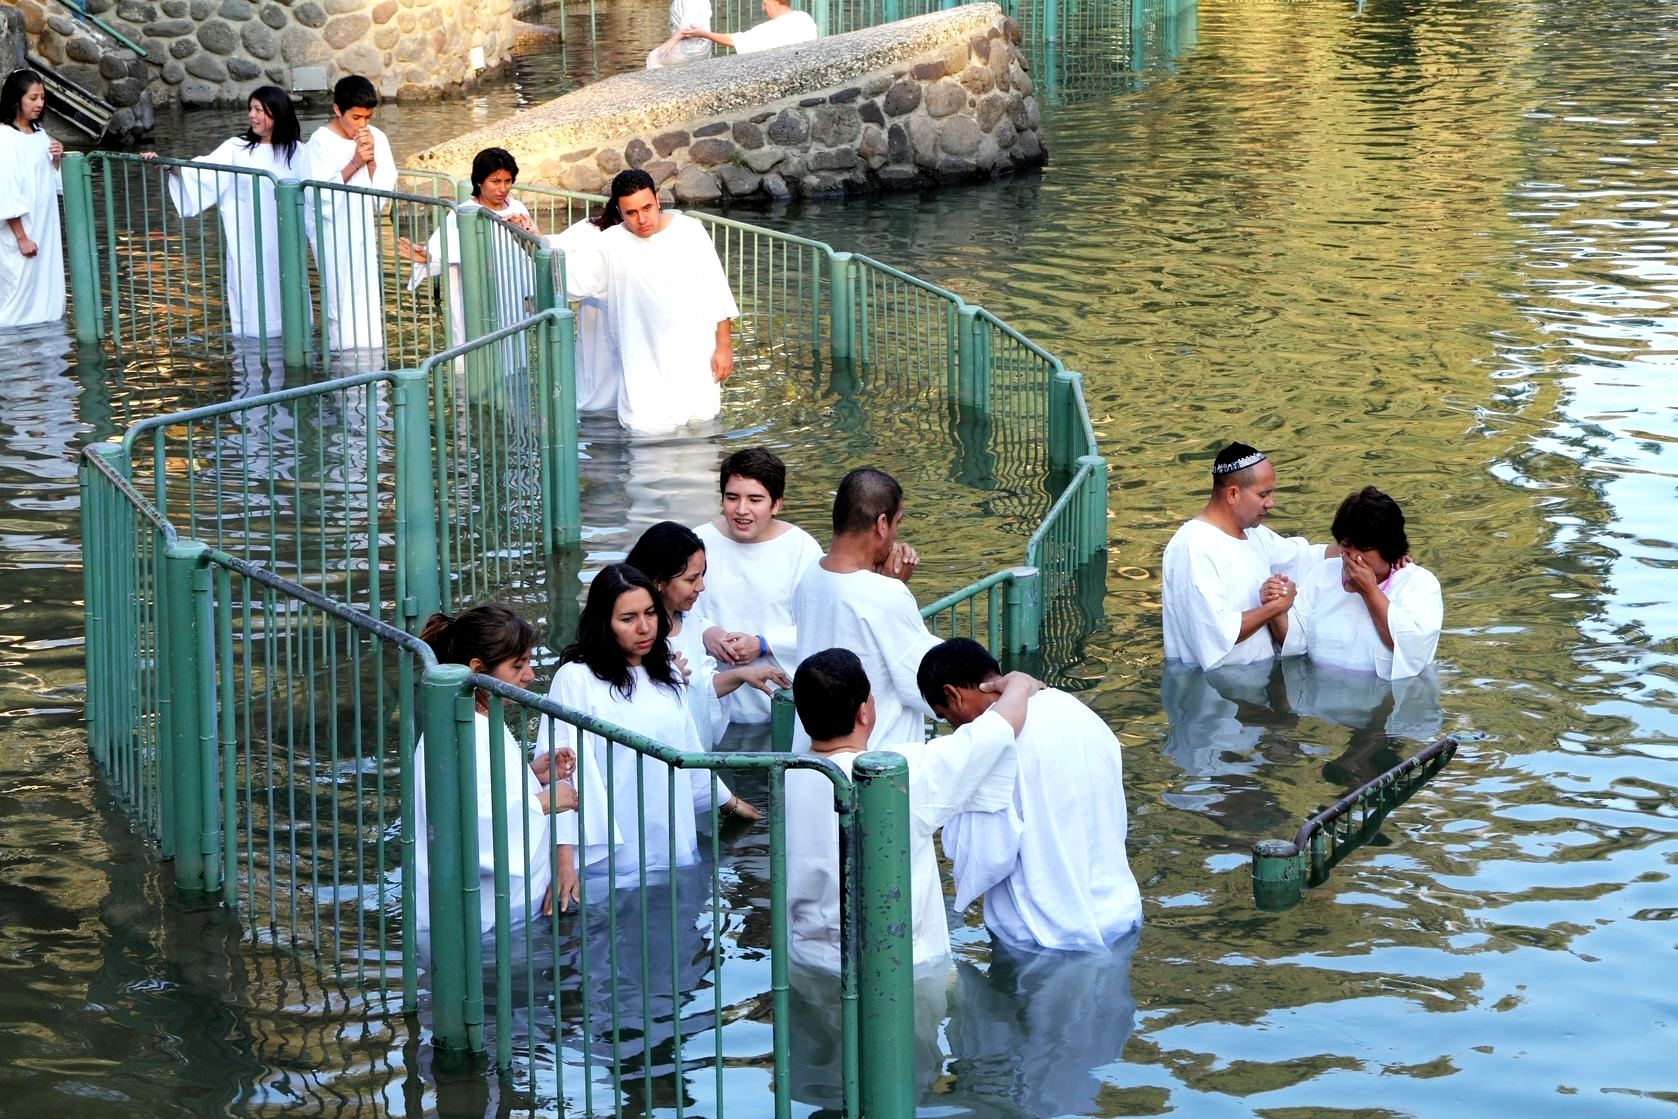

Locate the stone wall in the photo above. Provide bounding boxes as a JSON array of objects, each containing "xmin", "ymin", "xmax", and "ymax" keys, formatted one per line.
[
  {"xmin": 410, "ymin": 4, "xmax": 1045, "ymax": 204},
  {"xmin": 12, "ymin": 0, "xmax": 514, "ymax": 111}
]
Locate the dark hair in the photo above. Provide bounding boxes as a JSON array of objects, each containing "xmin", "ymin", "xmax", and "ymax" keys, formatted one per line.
[
  {"xmin": 915, "ymin": 637, "xmax": 1000, "ymax": 710},
  {"xmin": 1, "ymin": 70, "xmax": 45, "ymax": 133},
  {"xmin": 625, "ymin": 521, "xmax": 705, "ymax": 589},
  {"xmin": 331, "ymin": 75, "xmax": 379, "ymax": 112},
  {"xmin": 720, "ymin": 446, "xmax": 787, "ymax": 503},
  {"xmin": 470, "ymin": 147, "xmax": 519, "ymax": 198},
  {"xmin": 418, "ymin": 603, "xmax": 535, "ymax": 673},
  {"xmin": 794, "ymin": 648, "xmax": 872, "ymax": 743},
  {"xmin": 598, "ymin": 169, "xmax": 656, "ymax": 228},
  {"xmin": 1330, "ymin": 486, "xmax": 1410, "ymax": 564},
  {"xmin": 242, "ymin": 85, "xmax": 301, "ymax": 163},
  {"xmin": 832, "ymin": 467, "xmax": 901, "ymax": 536},
  {"xmin": 560, "ymin": 563, "xmax": 680, "ymax": 698}
]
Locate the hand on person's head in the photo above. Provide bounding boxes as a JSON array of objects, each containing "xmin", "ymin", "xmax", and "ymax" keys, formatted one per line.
[{"xmin": 979, "ymin": 670, "xmax": 1044, "ymax": 699}]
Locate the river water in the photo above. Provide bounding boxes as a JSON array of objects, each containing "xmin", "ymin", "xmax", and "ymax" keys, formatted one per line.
[{"xmin": 4, "ymin": 0, "xmax": 1677, "ymax": 1115}]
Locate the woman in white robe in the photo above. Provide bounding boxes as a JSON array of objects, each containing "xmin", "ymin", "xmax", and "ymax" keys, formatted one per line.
[
  {"xmin": 625, "ymin": 521, "xmax": 790, "ymax": 746},
  {"xmin": 0, "ymin": 70, "xmax": 65, "ymax": 329},
  {"xmin": 537, "ymin": 564, "xmax": 759, "ymax": 911},
  {"xmin": 409, "ymin": 604, "xmax": 577, "ymax": 943},
  {"xmin": 1274, "ymin": 486, "xmax": 1443, "ymax": 681},
  {"xmin": 148, "ymin": 86, "xmax": 302, "ymax": 338},
  {"xmin": 545, "ymin": 215, "xmax": 620, "ymax": 412}
]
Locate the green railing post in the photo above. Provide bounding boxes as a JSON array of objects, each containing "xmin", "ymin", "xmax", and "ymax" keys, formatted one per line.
[
  {"xmin": 420, "ymin": 662, "xmax": 480, "ymax": 1058},
  {"xmin": 1046, "ymin": 0, "xmax": 1061, "ymax": 41},
  {"xmin": 828, "ymin": 251, "xmax": 855, "ymax": 371},
  {"xmin": 1078, "ymin": 454, "xmax": 1109, "ymax": 560},
  {"xmin": 61, "ymin": 153, "xmax": 102, "ymax": 344},
  {"xmin": 538, "ymin": 251, "xmax": 581, "ymax": 547},
  {"xmin": 392, "ymin": 369, "xmax": 441, "ymax": 631},
  {"xmin": 1252, "ymin": 840, "xmax": 1305, "ymax": 911},
  {"xmin": 853, "ymin": 751, "xmax": 914, "ymax": 1119},
  {"xmin": 160, "ymin": 538, "xmax": 215, "ymax": 894},
  {"xmin": 456, "ymin": 205, "xmax": 499, "ymax": 403},
  {"xmin": 811, "ymin": 0, "xmax": 831, "ymax": 35},
  {"xmin": 1002, "ymin": 565, "xmax": 1042, "ymax": 654},
  {"xmin": 956, "ymin": 304, "xmax": 990, "ymax": 412},
  {"xmin": 770, "ymin": 687, "xmax": 797, "ymax": 751},
  {"xmin": 882, "ymin": 0, "xmax": 900, "ymax": 23},
  {"xmin": 1048, "ymin": 369, "xmax": 1081, "ymax": 477},
  {"xmin": 275, "ymin": 179, "xmax": 310, "ymax": 370}
]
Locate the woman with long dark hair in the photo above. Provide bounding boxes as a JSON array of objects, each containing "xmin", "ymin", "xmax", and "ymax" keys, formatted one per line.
[
  {"xmin": 143, "ymin": 85, "xmax": 303, "ymax": 337},
  {"xmin": 0, "ymin": 69, "xmax": 66, "ymax": 328},
  {"xmin": 539, "ymin": 563, "xmax": 758, "ymax": 911}
]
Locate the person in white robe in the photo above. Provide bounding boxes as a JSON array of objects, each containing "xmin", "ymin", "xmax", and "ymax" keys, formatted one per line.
[
  {"xmin": 546, "ymin": 216, "xmax": 620, "ymax": 412},
  {"xmin": 562, "ymin": 169, "xmax": 738, "ymax": 433},
  {"xmin": 537, "ymin": 564, "xmax": 759, "ymax": 911},
  {"xmin": 1273, "ymin": 486, "xmax": 1442, "ymax": 681},
  {"xmin": 784, "ymin": 647, "xmax": 1039, "ymax": 974},
  {"xmin": 693, "ymin": 447, "xmax": 822, "ymax": 726},
  {"xmin": 149, "ymin": 86, "xmax": 303, "ymax": 338},
  {"xmin": 680, "ymin": 0, "xmax": 818, "ymax": 55},
  {"xmin": 410, "ymin": 605, "xmax": 577, "ymax": 944},
  {"xmin": 646, "ymin": 0, "xmax": 714, "ymax": 68},
  {"xmin": 625, "ymin": 521, "xmax": 789, "ymax": 747},
  {"xmin": 302, "ymin": 76, "xmax": 397, "ymax": 354},
  {"xmin": 0, "ymin": 70, "xmax": 65, "ymax": 330},
  {"xmin": 789, "ymin": 467, "xmax": 936, "ymax": 753},
  {"xmin": 922, "ymin": 638, "xmax": 1143, "ymax": 952},
  {"xmin": 1161, "ymin": 441, "xmax": 1332, "ymax": 670}
]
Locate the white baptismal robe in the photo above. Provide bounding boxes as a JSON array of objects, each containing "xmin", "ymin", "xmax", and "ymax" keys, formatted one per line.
[
  {"xmin": 785, "ymin": 708, "xmax": 1019, "ymax": 973},
  {"xmin": 646, "ymin": 0, "xmax": 713, "ymax": 67},
  {"xmin": 540, "ymin": 661, "xmax": 731, "ymax": 876},
  {"xmin": 942, "ymin": 689, "xmax": 1142, "ymax": 951},
  {"xmin": 546, "ymin": 219, "xmax": 620, "ymax": 412},
  {"xmin": 302, "ymin": 124, "xmax": 397, "ymax": 352},
  {"xmin": 1161, "ymin": 518, "xmax": 1325, "ymax": 670},
  {"xmin": 0, "ymin": 125, "xmax": 65, "ymax": 329},
  {"xmin": 789, "ymin": 564, "xmax": 941, "ymax": 753},
  {"xmin": 564, "ymin": 214, "xmax": 739, "ymax": 432},
  {"xmin": 409, "ymin": 198, "xmax": 535, "ymax": 348},
  {"xmin": 668, "ymin": 611, "xmax": 728, "ymax": 747},
  {"xmin": 411, "ymin": 710, "xmax": 559, "ymax": 938},
  {"xmin": 692, "ymin": 520, "xmax": 822, "ymax": 725},
  {"xmin": 730, "ymin": 10, "xmax": 819, "ymax": 52},
  {"xmin": 1287, "ymin": 557, "xmax": 1443, "ymax": 680},
  {"xmin": 167, "ymin": 138, "xmax": 301, "ymax": 336}
]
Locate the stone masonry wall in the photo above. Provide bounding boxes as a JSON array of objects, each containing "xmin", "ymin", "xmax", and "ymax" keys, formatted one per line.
[
  {"xmin": 411, "ymin": 4, "xmax": 1045, "ymax": 204},
  {"xmin": 13, "ymin": 0, "xmax": 514, "ymax": 113}
]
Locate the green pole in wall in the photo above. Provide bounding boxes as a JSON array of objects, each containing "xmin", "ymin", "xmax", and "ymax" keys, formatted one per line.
[
  {"xmin": 420, "ymin": 662, "xmax": 477, "ymax": 1058},
  {"xmin": 275, "ymin": 179, "xmax": 309, "ymax": 370},
  {"xmin": 60, "ymin": 154, "xmax": 102, "ymax": 345},
  {"xmin": 1002, "ymin": 565, "xmax": 1042, "ymax": 654},
  {"xmin": 160, "ymin": 539, "xmax": 213, "ymax": 894},
  {"xmin": 391, "ymin": 369, "xmax": 441, "ymax": 629},
  {"xmin": 853, "ymin": 751, "xmax": 914, "ymax": 1119}
]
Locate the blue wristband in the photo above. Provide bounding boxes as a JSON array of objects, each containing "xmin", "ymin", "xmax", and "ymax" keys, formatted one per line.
[{"xmin": 757, "ymin": 635, "xmax": 768, "ymax": 658}]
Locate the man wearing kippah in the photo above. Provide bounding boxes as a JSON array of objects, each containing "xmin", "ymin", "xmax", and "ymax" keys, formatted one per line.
[{"xmin": 1160, "ymin": 442, "xmax": 1338, "ymax": 670}]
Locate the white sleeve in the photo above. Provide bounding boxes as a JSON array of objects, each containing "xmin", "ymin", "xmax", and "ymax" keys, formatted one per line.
[
  {"xmin": 763, "ymin": 532, "xmax": 822, "ymax": 656},
  {"xmin": 942, "ymin": 804, "xmax": 1023, "ymax": 910},
  {"xmin": 880, "ymin": 583, "xmax": 940, "ymax": 717},
  {"xmin": 686, "ymin": 219, "xmax": 739, "ymax": 322},
  {"xmin": 1169, "ymin": 539, "xmax": 1244, "ymax": 669},
  {"xmin": 1262, "ymin": 530, "xmax": 1327, "ymax": 582},
  {"xmin": 904, "ymin": 708, "xmax": 1019, "ymax": 836},
  {"xmin": 368, "ymin": 127, "xmax": 398, "ymax": 202},
  {"xmin": 560, "ymin": 231, "xmax": 608, "ymax": 301},
  {"xmin": 1280, "ymin": 558, "xmax": 1332, "ymax": 658},
  {"xmin": 166, "ymin": 138, "xmax": 241, "ymax": 219},
  {"xmin": 1382, "ymin": 567, "xmax": 1444, "ymax": 680},
  {"xmin": 539, "ymin": 667, "xmax": 617, "ymax": 855}
]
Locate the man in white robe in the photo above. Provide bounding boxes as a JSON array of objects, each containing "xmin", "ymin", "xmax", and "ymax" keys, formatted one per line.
[
  {"xmin": 1161, "ymin": 442, "xmax": 1333, "ymax": 670},
  {"xmin": 693, "ymin": 447, "xmax": 822, "ymax": 725},
  {"xmin": 924, "ymin": 638, "xmax": 1142, "ymax": 951},
  {"xmin": 563, "ymin": 169, "xmax": 738, "ymax": 432},
  {"xmin": 303, "ymin": 76, "xmax": 397, "ymax": 354},
  {"xmin": 789, "ymin": 467, "xmax": 936, "ymax": 752},
  {"xmin": 680, "ymin": 0, "xmax": 818, "ymax": 55},
  {"xmin": 783, "ymin": 648, "xmax": 1039, "ymax": 974}
]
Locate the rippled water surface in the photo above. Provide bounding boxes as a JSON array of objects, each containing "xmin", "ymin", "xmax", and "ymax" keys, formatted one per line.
[{"xmin": 5, "ymin": 0, "xmax": 1678, "ymax": 1115}]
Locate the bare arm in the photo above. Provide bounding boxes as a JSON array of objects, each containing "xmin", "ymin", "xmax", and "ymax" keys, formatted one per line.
[
  {"xmin": 711, "ymin": 319, "xmax": 733, "ymax": 382},
  {"xmin": 975, "ymin": 671, "xmax": 1045, "ymax": 735},
  {"xmin": 681, "ymin": 26, "xmax": 736, "ymax": 46}
]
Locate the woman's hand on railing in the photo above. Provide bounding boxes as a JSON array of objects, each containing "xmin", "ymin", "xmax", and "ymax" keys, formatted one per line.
[
  {"xmin": 138, "ymin": 151, "xmax": 179, "ymax": 177},
  {"xmin": 529, "ymin": 746, "xmax": 576, "ymax": 785},
  {"xmin": 720, "ymin": 796, "xmax": 761, "ymax": 823},
  {"xmin": 394, "ymin": 235, "xmax": 428, "ymax": 264}
]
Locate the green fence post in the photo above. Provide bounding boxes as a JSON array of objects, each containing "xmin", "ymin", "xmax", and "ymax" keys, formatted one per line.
[
  {"xmin": 61, "ymin": 153, "xmax": 102, "ymax": 345},
  {"xmin": 853, "ymin": 751, "xmax": 914, "ymax": 1119},
  {"xmin": 456, "ymin": 205, "xmax": 498, "ymax": 403},
  {"xmin": 82, "ymin": 442, "xmax": 136, "ymax": 778},
  {"xmin": 392, "ymin": 369, "xmax": 441, "ymax": 631},
  {"xmin": 811, "ymin": 0, "xmax": 831, "ymax": 34},
  {"xmin": 420, "ymin": 662, "xmax": 479, "ymax": 1058},
  {"xmin": 1001, "ymin": 565, "xmax": 1041, "ymax": 654},
  {"xmin": 956, "ymin": 304, "xmax": 990, "ymax": 413},
  {"xmin": 828, "ymin": 251, "xmax": 855, "ymax": 371},
  {"xmin": 1078, "ymin": 454, "xmax": 1109, "ymax": 560},
  {"xmin": 883, "ymin": 0, "xmax": 900, "ymax": 22},
  {"xmin": 770, "ymin": 687, "xmax": 797, "ymax": 751},
  {"xmin": 1047, "ymin": 370, "xmax": 1077, "ymax": 477},
  {"xmin": 540, "ymin": 280, "xmax": 581, "ymax": 549},
  {"xmin": 160, "ymin": 539, "xmax": 214, "ymax": 894},
  {"xmin": 1046, "ymin": 0, "xmax": 1061, "ymax": 41},
  {"xmin": 275, "ymin": 179, "xmax": 309, "ymax": 370},
  {"xmin": 1252, "ymin": 840, "xmax": 1304, "ymax": 910}
]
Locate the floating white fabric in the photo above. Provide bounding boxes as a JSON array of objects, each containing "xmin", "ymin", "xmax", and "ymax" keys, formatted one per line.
[
  {"xmin": 942, "ymin": 688, "xmax": 1142, "ymax": 951},
  {"xmin": 0, "ymin": 125, "xmax": 64, "ymax": 329},
  {"xmin": 730, "ymin": 10, "xmax": 818, "ymax": 52},
  {"xmin": 1288, "ymin": 556, "xmax": 1443, "ymax": 680},
  {"xmin": 785, "ymin": 708, "xmax": 1018, "ymax": 972},
  {"xmin": 693, "ymin": 520, "xmax": 822, "ymax": 724},
  {"xmin": 789, "ymin": 563, "xmax": 940, "ymax": 752},
  {"xmin": 302, "ymin": 124, "xmax": 396, "ymax": 352},
  {"xmin": 166, "ymin": 138, "xmax": 301, "ymax": 337},
  {"xmin": 546, "ymin": 218, "xmax": 619, "ymax": 412},
  {"xmin": 1161, "ymin": 517, "xmax": 1324, "ymax": 669}
]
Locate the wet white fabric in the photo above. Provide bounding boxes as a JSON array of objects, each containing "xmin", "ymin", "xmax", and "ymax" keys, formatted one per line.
[
  {"xmin": 789, "ymin": 564, "xmax": 940, "ymax": 752},
  {"xmin": 1286, "ymin": 556, "xmax": 1443, "ymax": 680},
  {"xmin": 785, "ymin": 708, "xmax": 1018, "ymax": 972},
  {"xmin": 730, "ymin": 10, "xmax": 818, "ymax": 52},
  {"xmin": 942, "ymin": 689, "xmax": 1142, "ymax": 951},
  {"xmin": 302, "ymin": 124, "xmax": 396, "ymax": 351},
  {"xmin": 668, "ymin": 609, "xmax": 728, "ymax": 747},
  {"xmin": 540, "ymin": 662, "xmax": 730, "ymax": 874},
  {"xmin": 563, "ymin": 213, "xmax": 738, "ymax": 432},
  {"xmin": 1161, "ymin": 517, "xmax": 1324, "ymax": 669},
  {"xmin": 692, "ymin": 520, "xmax": 822, "ymax": 724},
  {"xmin": 166, "ymin": 138, "xmax": 301, "ymax": 337},
  {"xmin": 0, "ymin": 125, "xmax": 64, "ymax": 329},
  {"xmin": 546, "ymin": 219, "xmax": 619, "ymax": 411}
]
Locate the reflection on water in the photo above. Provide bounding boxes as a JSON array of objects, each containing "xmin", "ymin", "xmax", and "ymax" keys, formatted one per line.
[{"xmin": 6, "ymin": 0, "xmax": 1678, "ymax": 1114}]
